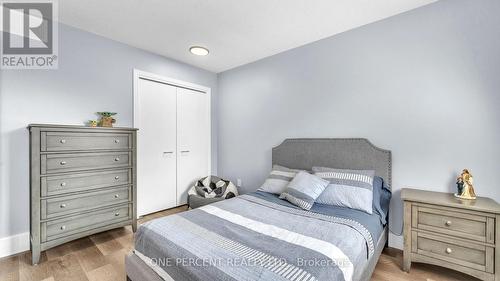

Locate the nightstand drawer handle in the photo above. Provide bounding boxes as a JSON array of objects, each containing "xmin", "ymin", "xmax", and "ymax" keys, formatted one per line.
[
  {"xmin": 60, "ymin": 139, "xmax": 66, "ymax": 144},
  {"xmin": 114, "ymin": 176, "xmax": 120, "ymax": 180},
  {"xmin": 60, "ymin": 161, "xmax": 67, "ymax": 165},
  {"xmin": 60, "ymin": 204, "xmax": 66, "ymax": 208},
  {"xmin": 60, "ymin": 182, "xmax": 67, "ymax": 187},
  {"xmin": 114, "ymin": 194, "xmax": 120, "ymax": 198},
  {"xmin": 114, "ymin": 157, "xmax": 120, "ymax": 162},
  {"xmin": 445, "ymin": 220, "xmax": 452, "ymax": 226},
  {"xmin": 446, "ymin": 247, "xmax": 452, "ymax": 254},
  {"xmin": 60, "ymin": 225, "xmax": 66, "ymax": 230},
  {"xmin": 114, "ymin": 212, "xmax": 120, "ymax": 216},
  {"xmin": 114, "ymin": 139, "xmax": 120, "ymax": 143}
]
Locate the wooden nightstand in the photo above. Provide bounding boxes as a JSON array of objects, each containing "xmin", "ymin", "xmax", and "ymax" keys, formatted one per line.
[{"xmin": 402, "ymin": 188, "xmax": 500, "ymax": 281}]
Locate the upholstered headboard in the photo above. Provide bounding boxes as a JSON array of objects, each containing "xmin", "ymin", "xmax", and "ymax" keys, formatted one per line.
[{"xmin": 272, "ymin": 138, "xmax": 392, "ymax": 189}]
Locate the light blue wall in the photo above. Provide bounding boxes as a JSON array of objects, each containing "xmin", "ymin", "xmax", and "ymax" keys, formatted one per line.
[
  {"xmin": 0, "ymin": 24, "xmax": 218, "ymax": 239},
  {"xmin": 218, "ymin": 0, "xmax": 500, "ymax": 248}
]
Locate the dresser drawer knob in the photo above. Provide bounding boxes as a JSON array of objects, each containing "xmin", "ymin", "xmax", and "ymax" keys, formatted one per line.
[
  {"xmin": 114, "ymin": 176, "xmax": 120, "ymax": 180},
  {"xmin": 114, "ymin": 194, "xmax": 120, "ymax": 198},
  {"xmin": 60, "ymin": 204, "xmax": 66, "ymax": 208},
  {"xmin": 114, "ymin": 158, "xmax": 120, "ymax": 162},
  {"xmin": 60, "ymin": 139, "xmax": 66, "ymax": 144},
  {"xmin": 446, "ymin": 247, "xmax": 452, "ymax": 254},
  {"xmin": 445, "ymin": 220, "xmax": 452, "ymax": 226},
  {"xmin": 60, "ymin": 161, "xmax": 67, "ymax": 165},
  {"xmin": 114, "ymin": 139, "xmax": 120, "ymax": 143},
  {"xmin": 60, "ymin": 182, "xmax": 67, "ymax": 187},
  {"xmin": 114, "ymin": 212, "xmax": 120, "ymax": 216},
  {"xmin": 60, "ymin": 225, "xmax": 66, "ymax": 230}
]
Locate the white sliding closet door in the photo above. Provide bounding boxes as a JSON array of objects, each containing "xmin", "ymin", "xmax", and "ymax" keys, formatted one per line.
[
  {"xmin": 176, "ymin": 87, "xmax": 210, "ymax": 205},
  {"xmin": 137, "ymin": 78, "xmax": 177, "ymax": 216}
]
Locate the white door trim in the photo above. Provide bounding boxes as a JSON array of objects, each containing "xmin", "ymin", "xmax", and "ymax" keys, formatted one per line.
[
  {"xmin": 133, "ymin": 69, "xmax": 212, "ymax": 213},
  {"xmin": 134, "ymin": 69, "xmax": 211, "ymax": 94}
]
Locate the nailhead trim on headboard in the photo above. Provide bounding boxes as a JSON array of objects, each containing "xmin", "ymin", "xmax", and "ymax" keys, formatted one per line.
[{"xmin": 272, "ymin": 138, "xmax": 392, "ymax": 189}]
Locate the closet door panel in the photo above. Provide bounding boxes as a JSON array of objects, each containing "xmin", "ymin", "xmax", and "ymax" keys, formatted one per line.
[
  {"xmin": 137, "ymin": 78, "xmax": 177, "ymax": 216},
  {"xmin": 177, "ymin": 88, "xmax": 210, "ymax": 205}
]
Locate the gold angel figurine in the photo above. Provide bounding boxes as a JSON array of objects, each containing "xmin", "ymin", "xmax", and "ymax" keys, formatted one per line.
[{"xmin": 455, "ymin": 169, "xmax": 477, "ymax": 200}]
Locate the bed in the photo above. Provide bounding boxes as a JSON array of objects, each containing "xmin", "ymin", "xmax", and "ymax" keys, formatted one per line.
[{"xmin": 126, "ymin": 138, "xmax": 392, "ymax": 281}]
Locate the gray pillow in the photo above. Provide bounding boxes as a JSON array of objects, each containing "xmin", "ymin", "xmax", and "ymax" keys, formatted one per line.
[
  {"xmin": 279, "ymin": 171, "xmax": 329, "ymax": 210},
  {"xmin": 258, "ymin": 165, "xmax": 304, "ymax": 194},
  {"xmin": 313, "ymin": 167, "xmax": 375, "ymax": 214}
]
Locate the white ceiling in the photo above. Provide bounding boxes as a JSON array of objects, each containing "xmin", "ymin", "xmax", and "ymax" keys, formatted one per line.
[{"xmin": 59, "ymin": 0, "xmax": 437, "ymax": 73}]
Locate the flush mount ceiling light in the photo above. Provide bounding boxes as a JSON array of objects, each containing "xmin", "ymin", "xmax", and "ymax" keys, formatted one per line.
[{"xmin": 189, "ymin": 46, "xmax": 209, "ymax": 56}]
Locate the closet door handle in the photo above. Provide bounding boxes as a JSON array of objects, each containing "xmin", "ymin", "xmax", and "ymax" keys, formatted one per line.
[
  {"xmin": 180, "ymin": 150, "xmax": 190, "ymax": 153},
  {"xmin": 163, "ymin": 151, "xmax": 174, "ymax": 154}
]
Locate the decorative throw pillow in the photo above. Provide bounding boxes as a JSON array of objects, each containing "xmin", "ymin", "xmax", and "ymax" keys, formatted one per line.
[
  {"xmin": 372, "ymin": 176, "xmax": 392, "ymax": 225},
  {"xmin": 279, "ymin": 171, "xmax": 329, "ymax": 210},
  {"xmin": 258, "ymin": 165, "xmax": 304, "ymax": 194},
  {"xmin": 313, "ymin": 167, "xmax": 375, "ymax": 214}
]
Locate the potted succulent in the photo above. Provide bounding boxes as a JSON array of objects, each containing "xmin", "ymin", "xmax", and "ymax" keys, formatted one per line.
[{"xmin": 97, "ymin": 112, "xmax": 117, "ymax": 127}]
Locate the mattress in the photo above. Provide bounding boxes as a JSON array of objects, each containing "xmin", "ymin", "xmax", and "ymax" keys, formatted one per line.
[
  {"xmin": 250, "ymin": 191, "xmax": 385, "ymax": 242},
  {"xmin": 134, "ymin": 191, "xmax": 385, "ymax": 281}
]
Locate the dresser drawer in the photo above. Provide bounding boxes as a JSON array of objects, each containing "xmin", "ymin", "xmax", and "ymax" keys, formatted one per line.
[
  {"xmin": 413, "ymin": 231, "xmax": 494, "ymax": 273},
  {"xmin": 413, "ymin": 205, "xmax": 494, "ymax": 243},
  {"xmin": 41, "ymin": 186, "xmax": 131, "ymax": 219},
  {"xmin": 41, "ymin": 152, "xmax": 131, "ymax": 174},
  {"xmin": 41, "ymin": 169, "xmax": 131, "ymax": 197},
  {"xmin": 42, "ymin": 132, "xmax": 131, "ymax": 151},
  {"xmin": 41, "ymin": 204, "xmax": 131, "ymax": 242}
]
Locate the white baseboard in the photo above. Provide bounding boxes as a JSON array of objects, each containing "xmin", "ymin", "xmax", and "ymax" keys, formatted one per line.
[
  {"xmin": 0, "ymin": 232, "xmax": 30, "ymax": 258},
  {"xmin": 388, "ymin": 232, "xmax": 404, "ymax": 250}
]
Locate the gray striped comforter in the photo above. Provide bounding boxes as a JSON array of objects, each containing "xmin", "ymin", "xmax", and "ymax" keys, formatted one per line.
[{"xmin": 135, "ymin": 194, "xmax": 374, "ymax": 281}]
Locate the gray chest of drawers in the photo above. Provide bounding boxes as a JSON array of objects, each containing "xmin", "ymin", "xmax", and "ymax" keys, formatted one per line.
[
  {"xmin": 402, "ymin": 188, "xmax": 500, "ymax": 281},
  {"xmin": 29, "ymin": 124, "xmax": 137, "ymax": 265}
]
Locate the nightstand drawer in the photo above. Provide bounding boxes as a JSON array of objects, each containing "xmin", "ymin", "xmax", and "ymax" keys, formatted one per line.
[
  {"xmin": 413, "ymin": 205, "xmax": 494, "ymax": 243},
  {"xmin": 413, "ymin": 231, "xmax": 494, "ymax": 273}
]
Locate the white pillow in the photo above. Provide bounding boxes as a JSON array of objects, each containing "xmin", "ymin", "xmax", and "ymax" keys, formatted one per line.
[
  {"xmin": 279, "ymin": 171, "xmax": 329, "ymax": 210},
  {"xmin": 313, "ymin": 167, "xmax": 375, "ymax": 214},
  {"xmin": 258, "ymin": 165, "xmax": 304, "ymax": 194}
]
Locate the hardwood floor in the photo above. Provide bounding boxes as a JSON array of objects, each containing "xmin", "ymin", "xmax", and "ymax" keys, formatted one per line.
[{"xmin": 0, "ymin": 205, "xmax": 479, "ymax": 281}]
